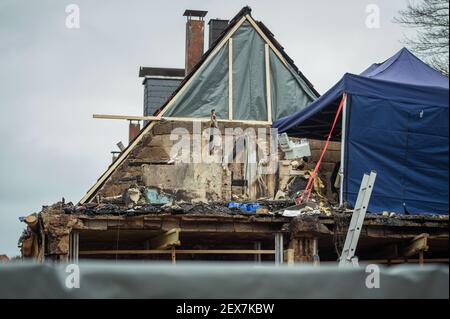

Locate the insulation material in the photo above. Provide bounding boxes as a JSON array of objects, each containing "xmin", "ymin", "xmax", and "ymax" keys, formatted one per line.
[{"xmin": 163, "ymin": 43, "xmax": 229, "ymax": 119}]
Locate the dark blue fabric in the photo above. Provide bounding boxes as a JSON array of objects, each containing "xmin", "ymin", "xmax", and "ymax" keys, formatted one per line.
[
  {"xmin": 345, "ymin": 95, "xmax": 449, "ymax": 214},
  {"xmin": 360, "ymin": 48, "xmax": 449, "ymax": 89},
  {"xmin": 273, "ymin": 48, "xmax": 449, "ymax": 214}
]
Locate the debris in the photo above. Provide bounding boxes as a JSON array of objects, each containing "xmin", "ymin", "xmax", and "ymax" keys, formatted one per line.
[
  {"xmin": 146, "ymin": 188, "xmax": 172, "ymax": 204},
  {"xmin": 290, "ymin": 159, "xmax": 303, "ymax": 170},
  {"xmin": 319, "ymin": 201, "xmax": 332, "ymax": 217},
  {"xmin": 274, "ymin": 190, "xmax": 286, "ymax": 200},
  {"xmin": 282, "ymin": 210, "xmax": 301, "ymax": 217},
  {"xmin": 256, "ymin": 208, "xmax": 270, "ymax": 215},
  {"xmin": 128, "ymin": 188, "xmax": 141, "ymax": 203},
  {"xmin": 286, "ymin": 176, "xmax": 308, "ymax": 198},
  {"xmin": 100, "ymin": 194, "xmax": 123, "ymax": 204},
  {"xmin": 228, "ymin": 202, "xmax": 261, "ymax": 213},
  {"xmin": 290, "ymin": 215, "xmax": 332, "ymax": 235},
  {"xmin": 24, "ymin": 214, "xmax": 38, "ymax": 231},
  {"xmin": 278, "ymin": 133, "xmax": 311, "ymax": 160}
]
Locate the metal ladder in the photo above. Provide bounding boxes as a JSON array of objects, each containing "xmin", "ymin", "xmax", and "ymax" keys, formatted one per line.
[{"xmin": 339, "ymin": 171, "xmax": 377, "ymax": 267}]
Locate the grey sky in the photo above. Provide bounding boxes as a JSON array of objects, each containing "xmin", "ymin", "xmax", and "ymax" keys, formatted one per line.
[{"xmin": 0, "ymin": 0, "xmax": 412, "ymax": 257}]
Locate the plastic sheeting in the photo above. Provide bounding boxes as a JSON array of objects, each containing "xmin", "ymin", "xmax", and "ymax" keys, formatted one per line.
[
  {"xmin": 163, "ymin": 43, "xmax": 229, "ymax": 119},
  {"xmin": 163, "ymin": 21, "xmax": 317, "ymax": 122},
  {"xmin": 274, "ymin": 48, "xmax": 449, "ymax": 215},
  {"xmin": 270, "ymin": 49, "xmax": 315, "ymax": 120},
  {"xmin": 0, "ymin": 262, "xmax": 448, "ymax": 299},
  {"xmin": 232, "ymin": 21, "xmax": 267, "ymax": 121}
]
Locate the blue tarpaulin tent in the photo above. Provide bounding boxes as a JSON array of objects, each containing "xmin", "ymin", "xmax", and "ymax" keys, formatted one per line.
[{"xmin": 274, "ymin": 48, "xmax": 449, "ymax": 215}]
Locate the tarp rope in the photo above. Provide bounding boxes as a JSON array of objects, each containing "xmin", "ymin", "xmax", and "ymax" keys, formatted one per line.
[{"xmin": 296, "ymin": 93, "xmax": 347, "ymax": 204}]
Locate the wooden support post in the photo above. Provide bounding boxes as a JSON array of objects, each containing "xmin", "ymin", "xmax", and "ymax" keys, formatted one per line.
[
  {"xmin": 79, "ymin": 249, "xmax": 276, "ymax": 255},
  {"xmin": 371, "ymin": 234, "xmax": 429, "ymax": 264},
  {"xmin": 312, "ymin": 238, "xmax": 320, "ymax": 266},
  {"xmin": 285, "ymin": 249, "xmax": 295, "ymax": 266},
  {"xmin": 400, "ymin": 233, "xmax": 429, "ymax": 258},
  {"xmin": 290, "ymin": 237, "xmax": 318, "ymax": 264},
  {"xmin": 264, "ymin": 44, "xmax": 272, "ymax": 123},
  {"xmin": 228, "ymin": 38, "xmax": 233, "ymax": 120},
  {"xmin": 171, "ymin": 247, "xmax": 176, "ymax": 265},
  {"xmin": 148, "ymin": 228, "xmax": 181, "ymax": 250},
  {"xmin": 254, "ymin": 242, "xmax": 261, "ymax": 264},
  {"xmin": 419, "ymin": 251, "xmax": 424, "ymax": 267}
]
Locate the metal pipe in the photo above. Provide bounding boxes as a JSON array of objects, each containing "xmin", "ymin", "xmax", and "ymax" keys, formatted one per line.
[
  {"xmin": 339, "ymin": 93, "xmax": 348, "ymax": 207},
  {"xmin": 275, "ymin": 233, "xmax": 283, "ymax": 265}
]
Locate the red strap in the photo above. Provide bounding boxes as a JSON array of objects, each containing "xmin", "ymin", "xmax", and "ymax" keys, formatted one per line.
[{"xmin": 296, "ymin": 93, "xmax": 346, "ymax": 204}]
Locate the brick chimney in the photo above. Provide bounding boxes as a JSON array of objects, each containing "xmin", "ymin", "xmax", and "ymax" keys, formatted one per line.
[
  {"xmin": 129, "ymin": 121, "xmax": 140, "ymax": 143},
  {"xmin": 183, "ymin": 10, "xmax": 207, "ymax": 76},
  {"xmin": 208, "ymin": 19, "xmax": 229, "ymax": 48}
]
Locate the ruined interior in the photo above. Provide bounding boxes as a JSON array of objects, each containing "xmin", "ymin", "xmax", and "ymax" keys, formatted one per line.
[{"xmin": 18, "ymin": 7, "xmax": 449, "ymax": 266}]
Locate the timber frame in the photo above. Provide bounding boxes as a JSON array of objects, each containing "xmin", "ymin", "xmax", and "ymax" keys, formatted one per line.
[{"xmin": 26, "ymin": 202, "xmax": 448, "ymax": 265}]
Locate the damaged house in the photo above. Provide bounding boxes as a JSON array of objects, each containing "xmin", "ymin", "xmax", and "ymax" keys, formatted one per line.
[{"xmin": 20, "ymin": 7, "xmax": 448, "ymax": 265}]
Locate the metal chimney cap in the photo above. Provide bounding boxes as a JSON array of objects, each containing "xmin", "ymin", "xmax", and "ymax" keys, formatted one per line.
[
  {"xmin": 183, "ymin": 9, "xmax": 208, "ymax": 18},
  {"xmin": 208, "ymin": 18, "xmax": 229, "ymax": 25}
]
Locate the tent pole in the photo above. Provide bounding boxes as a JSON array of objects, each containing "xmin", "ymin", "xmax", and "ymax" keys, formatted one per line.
[{"xmin": 339, "ymin": 93, "xmax": 347, "ymax": 207}]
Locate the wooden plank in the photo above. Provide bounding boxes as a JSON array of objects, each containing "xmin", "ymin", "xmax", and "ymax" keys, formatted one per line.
[
  {"xmin": 327, "ymin": 258, "xmax": 449, "ymax": 264},
  {"xmin": 164, "ymin": 117, "xmax": 271, "ymax": 125},
  {"xmin": 93, "ymin": 114, "xmax": 160, "ymax": 121},
  {"xmin": 93, "ymin": 114, "xmax": 270, "ymax": 125},
  {"xmin": 228, "ymin": 38, "xmax": 233, "ymax": 120},
  {"xmin": 148, "ymin": 228, "xmax": 181, "ymax": 250},
  {"xmin": 400, "ymin": 233, "xmax": 429, "ymax": 257},
  {"xmin": 265, "ymin": 44, "xmax": 272, "ymax": 123},
  {"xmin": 79, "ymin": 249, "xmax": 276, "ymax": 255}
]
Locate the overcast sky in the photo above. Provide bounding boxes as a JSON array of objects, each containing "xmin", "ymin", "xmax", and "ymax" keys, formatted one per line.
[{"xmin": 0, "ymin": 0, "xmax": 413, "ymax": 257}]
